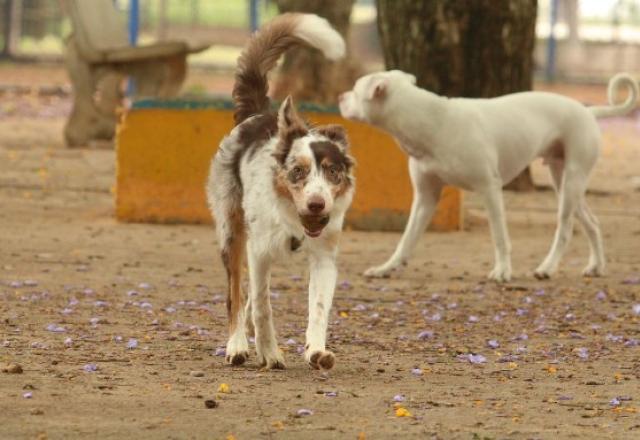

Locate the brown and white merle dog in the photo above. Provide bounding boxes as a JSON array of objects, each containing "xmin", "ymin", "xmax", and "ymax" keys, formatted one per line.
[{"xmin": 207, "ymin": 13, "xmax": 354, "ymax": 370}]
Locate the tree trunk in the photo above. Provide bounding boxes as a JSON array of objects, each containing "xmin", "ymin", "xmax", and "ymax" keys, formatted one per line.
[
  {"xmin": 272, "ymin": 0, "xmax": 362, "ymax": 105},
  {"xmin": 376, "ymin": 0, "xmax": 538, "ymax": 191}
]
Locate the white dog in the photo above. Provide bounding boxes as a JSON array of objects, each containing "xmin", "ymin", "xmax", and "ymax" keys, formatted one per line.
[
  {"xmin": 339, "ymin": 70, "xmax": 638, "ymax": 282},
  {"xmin": 207, "ymin": 14, "xmax": 354, "ymax": 370}
]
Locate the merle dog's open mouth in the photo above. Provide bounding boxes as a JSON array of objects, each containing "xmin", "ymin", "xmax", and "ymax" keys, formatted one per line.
[{"xmin": 300, "ymin": 215, "xmax": 330, "ymax": 238}]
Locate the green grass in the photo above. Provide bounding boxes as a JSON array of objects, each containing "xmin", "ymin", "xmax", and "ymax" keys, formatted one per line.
[{"xmin": 142, "ymin": 0, "xmax": 278, "ymax": 28}]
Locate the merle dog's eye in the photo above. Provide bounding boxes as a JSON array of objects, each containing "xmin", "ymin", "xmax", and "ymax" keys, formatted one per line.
[
  {"xmin": 289, "ymin": 165, "xmax": 305, "ymax": 182},
  {"xmin": 327, "ymin": 165, "xmax": 341, "ymax": 181},
  {"xmin": 293, "ymin": 166, "xmax": 303, "ymax": 176}
]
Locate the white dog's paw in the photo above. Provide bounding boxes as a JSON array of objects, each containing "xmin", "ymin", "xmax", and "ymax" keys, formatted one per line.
[
  {"xmin": 533, "ymin": 263, "xmax": 555, "ymax": 280},
  {"xmin": 363, "ymin": 262, "xmax": 400, "ymax": 278},
  {"xmin": 488, "ymin": 264, "xmax": 511, "ymax": 283},
  {"xmin": 225, "ymin": 338, "xmax": 249, "ymax": 366},
  {"xmin": 582, "ymin": 263, "xmax": 605, "ymax": 278},
  {"xmin": 256, "ymin": 347, "xmax": 286, "ymax": 370},
  {"xmin": 305, "ymin": 349, "xmax": 335, "ymax": 371}
]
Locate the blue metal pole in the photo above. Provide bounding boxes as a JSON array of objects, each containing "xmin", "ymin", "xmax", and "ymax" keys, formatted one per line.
[
  {"xmin": 127, "ymin": 0, "xmax": 140, "ymax": 97},
  {"xmin": 128, "ymin": 0, "xmax": 140, "ymax": 45},
  {"xmin": 250, "ymin": 0, "xmax": 260, "ymax": 33},
  {"xmin": 546, "ymin": 0, "xmax": 559, "ymax": 83}
]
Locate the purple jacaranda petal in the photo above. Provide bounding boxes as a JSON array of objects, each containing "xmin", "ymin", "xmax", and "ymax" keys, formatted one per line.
[
  {"xmin": 458, "ymin": 354, "xmax": 487, "ymax": 364},
  {"xmin": 325, "ymin": 391, "xmax": 338, "ymax": 397},
  {"xmin": 83, "ymin": 363, "xmax": 98, "ymax": 372},
  {"xmin": 64, "ymin": 337, "xmax": 73, "ymax": 347},
  {"xmin": 487, "ymin": 339, "xmax": 500, "ymax": 349},
  {"xmin": 607, "ymin": 313, "xmax": 617, "ymax": 321},
  {"xmin": 214, "ymin": 347, "xmax": 226, "ymax": 357},
  {"xmin": 296, "ymin": 345, "xmax": 305, "ymax": 355},
  {"xmin": 516, "ymin": 308, "xmax": 528, "ymax": 317},
  {"xmin": 515, "ymin": 345, "xmax": 527, "ymax": 354},
  {"xmin": 576, "ymin": 347, "xmax": 589, "ymax": 360},
  {"xmin": 557, "ymin": 395, "xmax": 573, "ymax": 401},
  {"xmin": 398, "ymin": 335, "xmax": 409, "ymax": 341},
  {"xmin": 624, "ymin": 338, "xmax": 639, "ymax": 347},
  {"xmin": 61, "ymin": 308, "xmax": 73, "ymax": 315},
  {"xmin": 113, "ymin": 335, "xmax": 123, "ymax": 342},
  {"xmin": 447, "ymin": 302, "xmax": 458, "ymax": 309},
  {"xmin": 30, "ymin": 341, "xmax": 48, "ymax": 349},
  {"xmin": 369, "ymin": 312, "xmax": 380, "ymax": 319},
  {"xmin": 622, "ymin": 277, "xmax": 640, "ymax": 285},
  {"xmin": 632, "ymin": 304, "xmax": 640, "ymax": 315},
  {"xmin": 297, "ymin": 409, "xmax": 313, "ymax": 416},
  {"xmin": 24, "ymin": 280, "xmax": 38, "ymax": 287},
  {"xmin": 429, "ymin": 313, "xmax": 442, "ymax": 322},
  {"xmin": 89, "ymin": 317, "xmax": 100, "ymax": 326},
  {"xmin": 270, "ymin": 291, "xmax": 280, "ymax": 300},
  {"xmin": 139, "ymin": 302, "xmax": 152, "ymax": 309},
  {"xmin": 249, "ymin": 337, "xmax": 255, "ymax": 344},
  {"xmin": 138, "ymin": 282, "xmax": 152, "ymax": 290},
  {"xmin": 338, "ymin": 280, "xmax": 352, "ymax": 290},
  {"xmin": 68, "ymin": 297, "xmax": 79, "ymax": 307},
  {"xmin": 610, "ymin": 397, "xmax": 621, "ymax": 407},
  {"xmin": 352, "ymin": 304, "xmax": 367, "ymax": 312},
  {"xmin": 534, "ymin": 288, "xmax": 546, "ymax": 296},
  {"xmin": 83, "ymin": 288, "xmax": 95, "ymax": 296},
  {"xmin": 127, "ymin": 290, "xmax": 139, "ymax": 297},
  {"xmin": 417, "ymin": 330, "xmax": 434, "ymax": 340},
  {"xmin": 411, "ymin": 368, "xmax": 423, "ymax": 376},
  {"xmin": 151, "ymin": 319, "xmax": 159, "ymax": 325},
  {"xmin": 23, "ymin": 392, "xmax": 32, "ymax": 399},
  {"xmin": 2, "ymin": 340, "xmax": 10, "ymax": 347},
  {"xmin": 9, "ymin": 281, "xmax": 23, "ymax": 288},
  {"xmin": 523, "ymin": 296, "xmax": 533, "ymax": 304},
  {"xmin": 606, "ymin": 333, "xmax": 623, "ymax": 343},
  {"xmin": 497, "ymin": 354, "xmax": 519, "ymax": 363},
  {"xmin": 513, "ymin": 333, "xmax": 528, "ymax": 341},
  {"xmin": 596, "ymin": 291, "xmax": 607, "ymax": 301},
  {"xmin": 570, "ymin": 332, "xmax": 585, "ymax": 339},
  {"xmin": 565, "ymin": 313, "xmax": 575, "ymax": 321},
  {"xmin": 126, "ymin": 338, "xmax": 138, "ymax": 349},
  {"xmin": 46, "ymin": 323, "xmax": 66, "ymax": 333},
  {"xmin": 164, "ymin": 306, "xmax": 176, "ymax": 314},
  {"xmin": 285, "ymin": 338, "xmax": 297, "ymax": 346},
  {"xmin": 94, "ymin": 300, "xmax": 108, "ymax": 307},
  {"xmin": 472, "ymin": 285, "xmax": 484, "ymax": 293},
  {"xmin": 393, "ymin": 394, "xmax": 406, "ymax": 402},
  {"xmin": 289, "ymin": 275, "xmax": 303, "ymax": 282}
]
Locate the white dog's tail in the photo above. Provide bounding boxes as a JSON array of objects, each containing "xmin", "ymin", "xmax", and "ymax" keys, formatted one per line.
[
  {"xmin": 232, "ymin": 13, "xmax": 345, "ymax": 125},
  {"xmin": 590, "ymin": 73, "xmax": 639, "ymax": 118}
]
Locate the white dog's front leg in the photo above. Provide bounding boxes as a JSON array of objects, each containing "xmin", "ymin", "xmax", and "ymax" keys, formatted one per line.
[
  {"xmin": 365, "ymin": 161, "xmax": 443, "ymax": 278},
  {"xmin": 482, "ymin": 186, "xmax": 512, "ymax": 282},
  {"xmin": 304, "ymin": 251, "xmax": 338, "ymax": 370},
  {"xmin": 247, "ymin": 245, "xmax": 285, "ymax": 369}
]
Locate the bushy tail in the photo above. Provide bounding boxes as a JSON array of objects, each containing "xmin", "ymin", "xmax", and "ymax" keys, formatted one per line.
[
  {"xmin": 590, "ymin": 73, "xmax": 638, "ymax": 118},
  {"xmin": 232, "ymin": 13, "xmax": 346, "ymax": 125}
]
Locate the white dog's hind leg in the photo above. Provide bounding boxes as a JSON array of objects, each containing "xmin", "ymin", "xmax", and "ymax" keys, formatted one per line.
[
  {"xmin": 547, "ymin": 160, "xmax": 605, "ymax": 277},
  {"xmin": 364, "ymin": 160, "xmax": 443, "ymax": 278},
  {"xmin": 248, "ymin": 246, "xmax": 285, "ymax": 369},
  {"xmin": 304, "ymin": 250, "xmax": 338, "ymax": 370},
  {"xmin": 575, "ymin": 201, "xmax": 605, "ymax": 277},
  {"xmin": 482, "ymin": 184, "xmax": 512, "ymax": 282},
  {"xmin": 535, "ymin": 169, "xmax": 585, "ymax": 279}
]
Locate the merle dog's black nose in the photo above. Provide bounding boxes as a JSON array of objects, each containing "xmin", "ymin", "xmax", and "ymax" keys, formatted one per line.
[{"xmin": 307, "ymin": 198, "xmax": 325, "ymax": 214}]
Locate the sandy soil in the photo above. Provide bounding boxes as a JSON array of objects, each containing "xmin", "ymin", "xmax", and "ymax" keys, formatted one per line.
[{"xmin": 1, "ymin": 65, "xmax": 640, "ymax": 439}]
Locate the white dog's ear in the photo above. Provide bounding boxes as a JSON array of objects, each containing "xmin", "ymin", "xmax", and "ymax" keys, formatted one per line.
[{"xmin": 366, "ymin": 78, "xmax": 388, "ymax": 101}]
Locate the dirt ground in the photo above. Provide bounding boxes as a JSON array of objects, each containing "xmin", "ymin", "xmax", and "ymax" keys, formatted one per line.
[{"xmin": 1, "ymin": 64, "xmax": 640, "ymax": 439}]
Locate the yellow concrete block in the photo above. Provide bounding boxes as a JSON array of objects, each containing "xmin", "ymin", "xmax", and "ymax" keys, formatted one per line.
[{"xmin": 116, "ymin": 102, "xmax": 462, "ymax": 231}]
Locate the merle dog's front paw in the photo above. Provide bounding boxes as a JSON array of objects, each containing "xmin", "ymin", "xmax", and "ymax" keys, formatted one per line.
[{"xmin": 305, "ymin": 349, "xmax": 335, "ymax": 370}]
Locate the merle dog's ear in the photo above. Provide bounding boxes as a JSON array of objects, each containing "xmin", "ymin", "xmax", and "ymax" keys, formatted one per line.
[
  {"xmin": 274, "ymin": 95, "xmax": 308, "ymax": 165},
  {"xmin": 278, "ymin": 95, "xmax": 306, "ymax": 132},
  {"xmin": 316, "ymin": 124, "xmax": 348, "ymax": 148},
  {"xmin": 366, "ymin": 78, "xmax": 388, "ymax": 100}
]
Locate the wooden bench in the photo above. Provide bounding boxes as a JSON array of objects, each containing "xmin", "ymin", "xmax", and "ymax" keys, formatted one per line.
[
  {"xmin": 116, "ymin": 98, "xmax": 463, "ymax": 232},
  {"xmin": 63, "ymin": 0, "xmax": 209, "ymax": 147}
]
